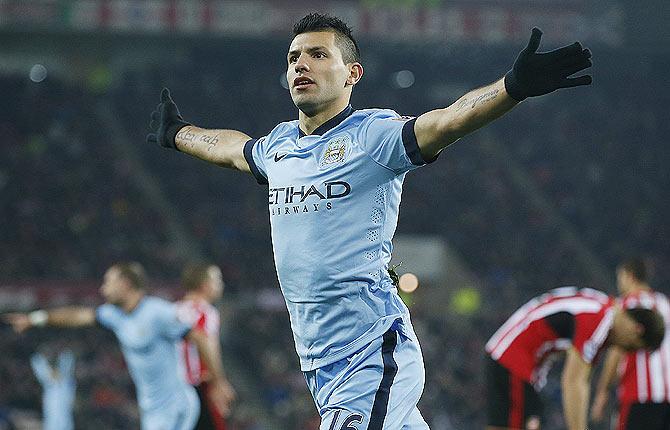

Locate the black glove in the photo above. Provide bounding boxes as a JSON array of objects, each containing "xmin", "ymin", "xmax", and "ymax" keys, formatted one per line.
[
  {"xmin": 146, "ymin": 88, "xmax": 191, "ymax": 150},
  {"xmin": 505, "ymin": 28, "xmax": 592, "ymax": 101}
]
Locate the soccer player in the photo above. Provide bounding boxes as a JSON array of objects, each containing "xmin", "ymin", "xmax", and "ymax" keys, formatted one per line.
[
  {"xmin": 591, "ymin": 258, "xmax": 670, "ymax": 430},
  {"xmin": 177, "ymin": 263, "xmax": 236, "ymax": 429},
  {"xmin": 30, "ymin": 349, "xmax": 76, "ymax": 430},
  {"xmin": 147, "ymin": 13, "xmax": 593, "ymax": 429},
  {"xmin": 3, "ymin": 262, "xmax": 230, "ymax": 430},
  {"xmin": 484, "ymin": 286, "xmax": 664, "ymax": 430}
]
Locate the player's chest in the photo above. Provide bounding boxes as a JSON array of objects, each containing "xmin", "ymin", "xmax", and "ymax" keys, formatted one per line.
[
  {"xmin": 116, "ymin": 318, "xmax": 159, "ymax": 352},
  {"xmin": 265, "ymin": 134, "xmax": 363, "ymax": 184}
]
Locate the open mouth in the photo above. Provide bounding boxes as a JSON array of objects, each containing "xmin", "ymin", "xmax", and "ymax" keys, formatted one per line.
[{"xmin": 293, "ymin": 76, "xmax": 314, "ymax": 89}]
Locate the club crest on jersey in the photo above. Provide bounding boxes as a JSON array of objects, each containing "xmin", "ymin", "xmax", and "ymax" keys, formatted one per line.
[{"xmin": 320, "ymin": 136, "xmax": 350, "ymax": 168}]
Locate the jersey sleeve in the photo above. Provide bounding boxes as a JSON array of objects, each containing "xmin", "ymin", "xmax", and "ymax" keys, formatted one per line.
[
  {"xmin": 573, "ymin": 305, "xmax": 615, "ymax": 364},
  {"xmin": 243, "ymin": 136, "xmax": 269, "ymax": 185},
  {"xmin": 205, "ymin": 308, "xmax": 221, "ymax": 337},
  {"xmin": 95, "ymin": 304, "xmax": 120, "ymax": 331},
  {"xmin": 154, "ymin": 300, "xmax": 194, "ymax": 341},
  {"xmin": 355, "ymin": 110, "xmax": 436, "ymax": 175}
]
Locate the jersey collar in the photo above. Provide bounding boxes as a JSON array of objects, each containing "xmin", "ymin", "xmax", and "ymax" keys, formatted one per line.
[{"xmin": 298, "ymin": 105, "xmax": 354, "ymax": 138}]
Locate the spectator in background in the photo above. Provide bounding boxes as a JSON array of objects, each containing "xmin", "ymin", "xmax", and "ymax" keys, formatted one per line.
[
  {"xmin": 591, "ymin": 258, "xmax": 670, "ymax": 430},
  {"xmin": 30, "ymin": 349, "xmax": 76, "ymax": 430},
  {"xmin": 178, "ymin": 262, "xmax": 236, "ymax": 429}
]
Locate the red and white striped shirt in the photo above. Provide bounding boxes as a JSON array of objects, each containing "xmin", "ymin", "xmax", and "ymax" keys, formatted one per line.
[
  {"xmin": 177, "ymin": 298, "xmax": 221, "ymax": 386},
  {"xmin": 618, "ymin": 290, "xmax": 670, "ymax": 404},
  {"xmin": 486, "ymin": 287, "xmax": 615, "ymax": 389}
]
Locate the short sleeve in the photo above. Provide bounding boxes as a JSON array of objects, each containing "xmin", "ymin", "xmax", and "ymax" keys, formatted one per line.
[
  {"xmin": 96, "ymin": 304, "xmax": 120, "ymax": 330},
  {"xmin": 244, "ymin": 137, "xmax": 269, "ymax": 185},
  {"xmin": 205, "ymin": 309, "xmax": 221, "ymax": 337},
  {"xmin": 355, "ymin": 111, "xmax": 435, "ymax": 175},
  {"xmin": 154, "ymin": 300, "xmax": 194, "ymax": 341},
  {"xmin": 574, "ymin": 306, "xmax": 615, "ymax": 364}
]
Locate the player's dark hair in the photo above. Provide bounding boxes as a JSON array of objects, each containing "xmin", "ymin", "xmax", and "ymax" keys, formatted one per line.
[
  {"xmin": 626, "ymin": 307, "xmax": 665, "ymax": 351},
  {"xmin": 619, "ymin": 258, "xmax": 648, "ymax": 283},
  {"xmin": 182, "ymin": 262, "xmax": 215, "ymax": 292},
  {"xmin": 293, "ymin": 13, "xmax": 361, "ymax": 64},
  {"xmin": 113, "ymin": 262, "xmax": 146, "ymax": 290}
]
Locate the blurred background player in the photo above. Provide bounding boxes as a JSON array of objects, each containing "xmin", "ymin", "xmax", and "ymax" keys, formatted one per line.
[
  {"xmin": 485, "ymin": 286, "xmax": 665, "ymax": 430},
  {"xmin": 30, "ymin": 349, "xmax": 75, "ymax": 430},
  {"xmin": 178, "ymin": 263, "xmax": 236, "ymax": 429},
  {"xmin": 148, "ymin": 12, "xmax": 592, "ymax": 429},
  {"xmin": 591, "ymin": 258, "xmax": 670, "ymax": 430},
  {"xmin": 3, "ymin": 262, "xmax": 229, "ymax": 430}
]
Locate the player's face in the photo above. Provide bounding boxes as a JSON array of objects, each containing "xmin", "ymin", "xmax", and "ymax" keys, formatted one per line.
[
  {"xmin": 286, "ymin": 31, "xmax": 357, "ymax": 115},
  {"xmin": 100, "ymin": 267, "xmax": 129, "ymax": 305},
  {"xmin": 205, "ymin": 266, "xmax": 224, "ymax": 302},
  {"xmin": 612, "ymin": 312, "xmax": 645, "ymax": 351}
]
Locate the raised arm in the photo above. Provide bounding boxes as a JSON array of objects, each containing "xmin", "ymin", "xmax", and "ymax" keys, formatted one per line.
[
  {"xmin": 58, "ymin": 349, "xmax": 76, "ymax": 380},
  {"xmin": 561, "ymin": 347, "xmax": 593, "ymax": 430},
  {"xmin": 185, "ymin": 329, "xmax": 236, "ymax": 416},
  {"xmin": 591, "ymin": 346, "xmax": 624, "ymax": 422},
  {"xmin": 30, "ymin": 353, "xmax": 53, "ymax": 385},
  {"xmin": 147, "ymin": 89, "xmax": 251, "ymax": 172},
  {"xmin": 415, "ymin": 28, "xmax": 592, "ymax": 160},
  {"xmin": 3, "ymin": 307, "xmax": 96, "ymax": 333}
]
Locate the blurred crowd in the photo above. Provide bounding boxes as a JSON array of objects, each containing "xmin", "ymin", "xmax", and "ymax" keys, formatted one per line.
[{"xmin": 1, "ymin": 39, "xmax": 668, "ymax": 429}]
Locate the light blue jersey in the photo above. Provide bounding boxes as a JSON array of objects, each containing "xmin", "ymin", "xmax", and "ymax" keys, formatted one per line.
[
  {"xmin": 96, "ymin": 296, "xmax": 199, "ymax": 430},
  {"xmin": 244, "ymin": 107, "xmax": 432, "ymax": 370},
  {"xmin": 31, "ymin": 351, "xmax": 75, "ymax": 430}
]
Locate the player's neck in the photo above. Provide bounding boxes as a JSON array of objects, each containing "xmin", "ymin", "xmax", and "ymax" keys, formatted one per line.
[
  {"xmin": 627, "ymin": 283, "xmax": 651, "ymax": 294},
  {"xmin": 121, "ymin": 291, "xmax": 144, "ymax": 313},
  {"xmin": 299, "ymin": 99, "xmax": 351, "ymax": 135},
  {"xmin": 184, "ymin": 291, "xmax": 208, "ymax": 303}
]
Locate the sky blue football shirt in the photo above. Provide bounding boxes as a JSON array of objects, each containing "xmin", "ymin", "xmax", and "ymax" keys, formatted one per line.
[
  {"xmin": 30, "ymin": 351, "xmax": 76, "ymax": 430},
  {"xmin": 244, "ymin": 106, "xmax": 432, "ymax": 370},
  {"xmin": 96, "ymin": 296, "xmax": 195, "ymax": 417}
]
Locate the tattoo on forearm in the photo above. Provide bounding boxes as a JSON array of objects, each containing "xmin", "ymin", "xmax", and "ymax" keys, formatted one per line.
[
  {"xmin": 456, "ymin": 89, "xmax": 500, "ymax": 111},
  {"xmin": 456, "ymin": 98, "xmax": 470, "ymax": 111},
  {"xmin": 176, "ymin": 128, "xmax": 220, "ymax": 150},
  {"xmin": 176, "ymin": 128, "xmax": 197, "ymax": 143},
  {"xmin": 200, "ymin": 133, "xmax": 220, "ymax": 151}
]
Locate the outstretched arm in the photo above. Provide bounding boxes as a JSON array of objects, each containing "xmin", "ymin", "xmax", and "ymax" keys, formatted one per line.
[
  {"xmin": 562, "ymin": 347, "xmax": 593, "ymax": 430},
  {"xmin": 415, "ymin": 78, "xmax": 516, "ymax": 159},
  {"xmin": 3, "ymin": 307, "xmax": 96, "ymax": 333},
  {"xmin": 415, "ymin": 28, "xmax": 592, "ymax": 160},
  {"xmin": 147, "ymin": 89, "xmax": 251, "ymax": 172}
]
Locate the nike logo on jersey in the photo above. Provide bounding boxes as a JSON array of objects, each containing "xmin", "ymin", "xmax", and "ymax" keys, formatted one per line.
[{"xmin": 274, "ymin": 153, "xmax": 287, "ymax": 162}]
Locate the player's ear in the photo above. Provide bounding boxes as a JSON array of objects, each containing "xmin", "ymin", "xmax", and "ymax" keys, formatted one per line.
[
  {"xmin": 346, "ymin": 63, "xmax": 363, "ymax": 87},
  {"xmin": 635, "ymin": 322, "xmax": 644, "ymax": 336}
]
